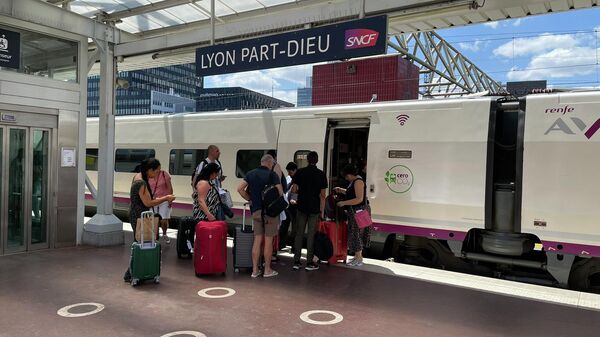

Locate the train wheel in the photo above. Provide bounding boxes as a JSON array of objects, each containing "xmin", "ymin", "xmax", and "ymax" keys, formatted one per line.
[{"xmin": 568, "ymin": 258, "xmax": 600, "ymax": 293}]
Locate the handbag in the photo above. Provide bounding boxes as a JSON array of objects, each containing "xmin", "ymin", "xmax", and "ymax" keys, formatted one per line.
[
  {"xmin": 218, "ymin": 188, "xmax": 234, "ymax": 208},
  {"xmin": 353, "ymin": 208, "xmax": 373, "ymax": 229}
]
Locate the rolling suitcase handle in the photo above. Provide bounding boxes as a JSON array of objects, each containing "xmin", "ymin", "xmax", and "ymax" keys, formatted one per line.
[
  {"xmin": 242, "ymin": 202, "xmax": 254, "ymax": 230},
  {"xmin": 140, "ymin": 210, "xmax": 156, "ymax": 248}
]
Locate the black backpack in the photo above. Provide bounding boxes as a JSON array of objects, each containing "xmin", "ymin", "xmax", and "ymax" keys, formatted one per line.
[
  {"xmin": 262, "ymin": 171, "xmax": 288, "ymax": 217},
  {"xmin": 314, "ymin": 231, "xmax": 334, "ymax": 261}
]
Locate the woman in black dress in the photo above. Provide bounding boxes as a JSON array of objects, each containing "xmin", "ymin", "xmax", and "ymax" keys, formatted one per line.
[
  {"xmin": 124, "ymin": 158, "xmax": 176, "ymax": 282},
  {"xmin": 335, "ymin": 164, "xmax": 371, "ymax": 267}
]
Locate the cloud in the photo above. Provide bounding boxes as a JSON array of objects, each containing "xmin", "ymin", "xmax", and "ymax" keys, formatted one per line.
[
  {"xmin": 458, "ymin": 39, "xmax": 487, "ymax": 52},
  {"xmin": 483, "ymin": 21, "xmax": 499, "ymax": 29},
  {"xmin": 512, "ymin": 18, "xmax": 522, "ymax": 27},
  {"xmin": 506, "ymin": 46, "xmax": 599, "ymax": 81},
  {"xmin": 493, "ymin": 34, "xmax": 582, "ymax": 58}
]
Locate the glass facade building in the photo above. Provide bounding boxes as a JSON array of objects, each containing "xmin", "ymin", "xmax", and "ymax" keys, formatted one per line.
[
  {"xmin": 196, "ymin": 87, "xmax": 293, "ymax": 112},
  {"xmin": 87, "ymin": 63, "xmax": 201, "ymax": 117}
]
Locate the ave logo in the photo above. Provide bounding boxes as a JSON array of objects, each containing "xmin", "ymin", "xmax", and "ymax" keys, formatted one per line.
[
  {"xmin": 344, "ymin": 29, "xmax": 379, "ymax": 49},
  {"xmin": 545, "ymin": 117, "xmax": 600, "ymax": 139}
]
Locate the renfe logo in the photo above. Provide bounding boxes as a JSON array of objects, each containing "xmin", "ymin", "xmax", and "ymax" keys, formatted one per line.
[{"xmin": 345, "ymin": 29, "xmax": 379, "ymax": 49}]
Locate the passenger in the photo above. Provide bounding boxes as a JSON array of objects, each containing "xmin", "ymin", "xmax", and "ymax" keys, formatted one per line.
[
  {"xmin": 148, "ymin": 163, "xmax": 174, "ymax": 243},
  {"xmin": 290, "ymin": 151, "xmax": 328, "ymax": 271},
  {"xmin": 192, "ymin": 145, "xmax": 232, "ymax": 220},
  {"xmin": 124, "ymin": 158, "xmax": 176, "ymax": 282},
  {"xmin": 335, "ymin": 164, "xmax": 371, "ymax": 267},
  {"xmin": 237, "ymin": 154, "xmax": 282, "ymax": 278},
  {"xmin": 280, "ymin": 162, "xmax": 298, "ymax": 251},
  {"xmin": 267, "ymin": 150, "xmax": 287, "ymax": 256},
  {"xmin": 192, "ymin": 163, "xmax": 222, "ymax": 222}
]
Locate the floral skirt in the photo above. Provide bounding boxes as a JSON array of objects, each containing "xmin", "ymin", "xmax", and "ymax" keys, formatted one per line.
[{"xmin": 347, "ymin": 205, "xmax": 372, "ymax": 254}]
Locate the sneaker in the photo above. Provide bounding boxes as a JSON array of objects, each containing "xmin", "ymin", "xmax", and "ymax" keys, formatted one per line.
[
  {"xmin": 305, "ymin": 263, "xmax": 319, "ymax": 271},
  {"xmin": 346, "ymin": 259, "xmax": 357, "ymax": 266},
  {"xmin": 293, "ymin": 262, "xmax": 302, "ymax": 270},
  {"xmin": 164, "ymin": 235, "xmax": 171, "ymax": 244},
  {"xmin": 263, "ymin": 270, "xmax": 278, "ymax": 278}
]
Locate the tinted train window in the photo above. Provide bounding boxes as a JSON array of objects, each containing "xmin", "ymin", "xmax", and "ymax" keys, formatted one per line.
[
  {"xmin": 169, "ymin": 149, "xmax": 208, "ymax": 176},
  {"xmin": 115, "ymin": 149, "xmax": 155, "ymax": 172},
  {"xmin": 86, "ymin": 148, "xmax": 98, "ymax": 171},
  {"xmin": 294, "ymin": 150, "xmax": 311, "ymax": 169},
  {"xmin": 236, "ymin": 150, "xmax": 268, "ymax": 178}
]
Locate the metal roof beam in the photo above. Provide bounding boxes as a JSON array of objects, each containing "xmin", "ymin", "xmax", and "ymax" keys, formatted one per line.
[
  {"xmin": 115, "ymin": 0, "xmax": 469, "ymax": 56},
  {"xmin": 104, "ymin": 0, "xmax": 201, "ymax": 22},
  {"xmin": 0, "ymin": 0, "xmax": 137, "ymax": 43}
]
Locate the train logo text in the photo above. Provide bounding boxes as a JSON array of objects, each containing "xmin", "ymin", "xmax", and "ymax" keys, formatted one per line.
[
  {"xmin": 545, "ymin": 117, "xmax": 600, "ymax": 139},
  {"xmin": 385, "ymin": 165, "xmax": 414, "ymax": 193},
  {"xmin": 344, "ymin": 29, "xmax": 379, "ymax": 49}
]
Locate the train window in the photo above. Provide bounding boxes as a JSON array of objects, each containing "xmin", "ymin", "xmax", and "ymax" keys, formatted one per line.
[
  {"xmin": 86, "ymin": 148, "xmax": 98, "ymax": 171},
  {"xmin": 294, "ymin": 150, "xmax": 311, "ymax": 169},
  {"xmin": 115, "ymin": 148, "xmax": 155, "ymax": 173},
  {"xmin": 236, "ymin": 150, "xmax": 269, "ymax": 178},
  {"xmin": 169, "ymin": 149, "xmax": 208, "ymax": 176}
]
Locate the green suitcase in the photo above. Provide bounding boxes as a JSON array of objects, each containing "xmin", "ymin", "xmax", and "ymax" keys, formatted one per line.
[{"xmin": 129, "ymin": 211, "xmax": 161, "ymax": 286}]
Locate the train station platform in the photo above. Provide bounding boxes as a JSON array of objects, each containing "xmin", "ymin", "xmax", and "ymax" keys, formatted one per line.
[{"xmin": 1, "ymin": 225, "xmax": 599, "ymax": 337}]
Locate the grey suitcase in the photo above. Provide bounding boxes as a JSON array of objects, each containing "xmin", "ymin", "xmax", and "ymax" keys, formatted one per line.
[{"xmin": 233, "ymin": 203, "xmax": 254, "ymax": 272}]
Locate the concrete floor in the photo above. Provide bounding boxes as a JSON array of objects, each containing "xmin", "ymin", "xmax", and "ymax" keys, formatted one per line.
[{"xmin": 1, "ymin": 233, "xmax": 599, "ymax": 337}]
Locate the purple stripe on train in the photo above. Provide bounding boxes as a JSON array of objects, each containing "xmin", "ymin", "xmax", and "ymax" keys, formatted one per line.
[{"xmin": 86, "ymin": 193, "xmax": 600, "ymax": 257}]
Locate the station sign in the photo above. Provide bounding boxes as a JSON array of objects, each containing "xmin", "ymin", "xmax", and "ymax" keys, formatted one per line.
[
  {"xmin": 196, "ymin": 15, "xmax": 387, "ymax": 76},
  {"xmin": 0, "ymin": 28, "xmax": 20, "ymax": 69}
]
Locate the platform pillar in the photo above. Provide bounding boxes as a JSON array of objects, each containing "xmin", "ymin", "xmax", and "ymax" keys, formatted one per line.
[{"xmin": 82, "ymin": 38, "xmax": 123, "ymax": 246}]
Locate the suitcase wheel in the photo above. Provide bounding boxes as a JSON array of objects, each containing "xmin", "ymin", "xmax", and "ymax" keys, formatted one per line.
[
  {"xmin": 131, "ymin": 278, "xmax": 139, "ymax": 287},
  {"xmin": 153, "ymin": 276, "xmax": 160, "ymax": 284},
  {"xmin": 234, "ymin": 268, "xmax": 240, "ymax": 273}
]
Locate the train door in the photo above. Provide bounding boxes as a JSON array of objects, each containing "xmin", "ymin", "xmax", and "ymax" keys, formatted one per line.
[
  {"xmin": 0, "ymin": 112, "xmax": 55, "ymax": 255},
  {"xmin": 326, "ymin": 119, "xmax": 370, "ymax": 191},
  {"xmin": 277, "ymin": 118, "xmax": 328, "ymax": 170}
]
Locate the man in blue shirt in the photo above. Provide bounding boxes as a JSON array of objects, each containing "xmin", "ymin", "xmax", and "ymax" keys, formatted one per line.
[
  {"xmin": 290, "ymin": 151, "xmax": 328, "ymax": 271},
  {"xmin": 237, "ymin": 154, "xmax": 283, "ymax": 278}
]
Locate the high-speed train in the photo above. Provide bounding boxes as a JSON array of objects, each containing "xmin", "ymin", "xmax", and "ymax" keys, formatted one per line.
[{"xmin": 86, "ymin": 91, "xmax": 600, "ymax": 292}]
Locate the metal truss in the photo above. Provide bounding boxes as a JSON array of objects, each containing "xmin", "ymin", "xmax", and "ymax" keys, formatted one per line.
[{"xmin": 388, "ymin": 31, "xmax": 506, "ymax": 98}]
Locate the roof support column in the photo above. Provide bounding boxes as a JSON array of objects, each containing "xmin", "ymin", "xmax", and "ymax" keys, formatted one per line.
[{"xmin": 82, "ymin": 39, "xmax": 124, "ymax": 246}]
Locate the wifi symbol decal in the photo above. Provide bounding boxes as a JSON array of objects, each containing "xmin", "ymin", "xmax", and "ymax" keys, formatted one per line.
[{"xmin": 396, "ymin": 114, "xmax": 410, "ymax": 126}]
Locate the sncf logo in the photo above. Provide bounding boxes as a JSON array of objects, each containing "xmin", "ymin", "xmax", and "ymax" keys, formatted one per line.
[
  {"xmin": 344, "ymin": 29, "xmax": 379, "ymax": 49},
  {"xmin": 545, "ymin": 117, "xmax": 600, "ymax": 139}
]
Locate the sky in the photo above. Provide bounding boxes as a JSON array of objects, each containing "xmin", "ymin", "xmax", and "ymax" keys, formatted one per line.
[{"xmin": 204, "ymin": 7, "xmax": 600, "ymax": 105}]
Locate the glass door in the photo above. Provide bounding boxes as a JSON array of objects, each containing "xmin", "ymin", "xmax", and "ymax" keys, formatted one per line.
[
  {"xmin": 0, "ymin": 126, "xmax": 51, "ymax": 254},
  {"xmin": 6, "ymin": 127, "xmax": 27, "ymax": 253},
  {"xmin": 30, "ymin": 129, "xmax": 50, "ymax": 249}
]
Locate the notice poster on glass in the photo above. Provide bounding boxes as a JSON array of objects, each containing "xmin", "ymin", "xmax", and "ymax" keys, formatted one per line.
[{"xmin": 61, "ymin": 147, "xmax": 76, "ymax": 167}]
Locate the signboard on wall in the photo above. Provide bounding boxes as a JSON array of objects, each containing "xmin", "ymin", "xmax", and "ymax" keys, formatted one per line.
[
  {"xmin": 196, "ymin": 15, "xmax": 388, "ymax": 76},
  {"xmin": 0, "ymin": 28, "xmax": 20, "ymax": 69}
]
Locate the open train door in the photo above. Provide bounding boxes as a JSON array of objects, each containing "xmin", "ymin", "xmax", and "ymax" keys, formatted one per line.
[{"xmin": 277, "ymin": 118, "xmax": 328, "ymax": 170}]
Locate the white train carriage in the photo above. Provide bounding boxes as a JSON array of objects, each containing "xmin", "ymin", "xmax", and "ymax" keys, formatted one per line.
[{"xmin": 85, "ymin": 92, "xmax": 600, "ymax": 292}]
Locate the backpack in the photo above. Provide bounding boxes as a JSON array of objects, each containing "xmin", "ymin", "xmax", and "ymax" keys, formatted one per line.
[
  {"xmin": 261, "ymin": 171, "xmax": 288, "ymax": 217},
  {"xmin": 314, "ymin": 231, "xmax": 334, "ymax": 261}
]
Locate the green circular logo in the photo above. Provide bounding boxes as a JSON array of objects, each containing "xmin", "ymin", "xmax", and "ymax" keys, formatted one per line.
[{"xmin": 385, "ymin": 165, "xmax": 414, "ymax": 193}]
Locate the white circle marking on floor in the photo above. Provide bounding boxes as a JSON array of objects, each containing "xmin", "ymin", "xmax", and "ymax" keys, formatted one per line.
[
  {"xmin": 161, "ymin": 331, "xmax": 207, "ymax": 337},
  {"xmin": 299, "ymin": 310, "xmax": 344, "ymax": 325},
  {"xmin": 197, "ymin": 287, "xmax": 236, "ymax": 299},
  {"xmin": 56, "ymin": 303, "xmax": 105, "ymax": 318}
]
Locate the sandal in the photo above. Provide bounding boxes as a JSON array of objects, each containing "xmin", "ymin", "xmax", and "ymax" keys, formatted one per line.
[
  {"xmin": 251, "ymin": 271, "xmax": 262, "ymax": 278},
  {"xmin": 263, "ymin": 270, "xmax": 278, "ymax": 278}
]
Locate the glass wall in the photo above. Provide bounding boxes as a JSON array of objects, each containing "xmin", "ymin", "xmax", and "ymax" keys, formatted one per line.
[{"xmin": 0, "ymin": 24, "xmax": 79, "ymax": 83}]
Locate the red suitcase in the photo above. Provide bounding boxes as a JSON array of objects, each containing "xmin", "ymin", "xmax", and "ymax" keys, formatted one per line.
[
  {"xmin": 320, "ymin": 221, "xmax": 348, "ymax": 264},
  {"xmin": 194, "ymin": 220, "xmax": 227, "ymax": 276}
]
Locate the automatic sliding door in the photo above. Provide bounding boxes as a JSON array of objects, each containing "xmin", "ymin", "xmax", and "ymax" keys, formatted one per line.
[
  {"xmin": 31, "ymin": 130, "xmax": 49, "ymax": 247},
  {"xmin": 7, "ymin": 128, "xmax": 26, "ymax": 252}
]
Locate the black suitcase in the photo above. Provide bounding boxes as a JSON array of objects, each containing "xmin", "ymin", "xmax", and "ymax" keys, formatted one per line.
[
  {"xmin": 177, "ymin": 216, "xmax": 196, "ymax": 258},
  {"xmin": 233, "ymin": 203, "xmax": 254, "ymax": 272}
]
